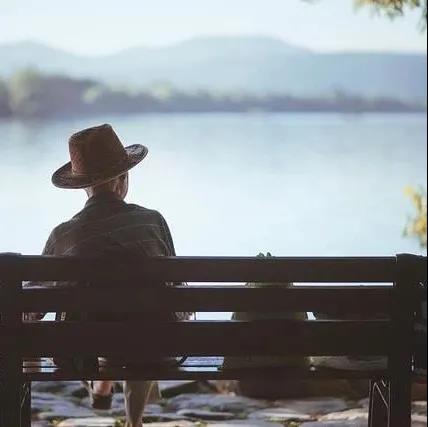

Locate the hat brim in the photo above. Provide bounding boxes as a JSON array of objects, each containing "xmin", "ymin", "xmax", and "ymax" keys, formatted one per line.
[{"xmin": 52, "ymin": 144, "xmax": 148, "ymax": 189}]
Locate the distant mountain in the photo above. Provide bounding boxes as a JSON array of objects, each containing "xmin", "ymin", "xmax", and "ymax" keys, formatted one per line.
[
  {"xmin": 0, "ymin": 37, "xmax": 426, "ymax": 101},
  {"xmin": 0, "ymin": 41, "xmax": 82, "ymax": 74}
]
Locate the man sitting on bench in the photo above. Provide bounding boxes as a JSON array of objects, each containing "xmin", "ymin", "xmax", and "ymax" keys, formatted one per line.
[{"xmin": 36, "ymin": 124, "xmax": 189, "ymax": 427}]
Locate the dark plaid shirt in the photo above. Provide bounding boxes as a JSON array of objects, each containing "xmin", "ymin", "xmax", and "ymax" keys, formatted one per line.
[
  {"xmin": 44, "ymin": 192, "xmax": 176, "ymax": 259},
  {"xmin": 38, "ymin": 192, "xmax": 188, "ymax": 321}
]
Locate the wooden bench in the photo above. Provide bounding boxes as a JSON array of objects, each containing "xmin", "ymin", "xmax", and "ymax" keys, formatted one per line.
[{"xmin": 0, "ymin": 253, "xmax": 426, "ymax": 427}]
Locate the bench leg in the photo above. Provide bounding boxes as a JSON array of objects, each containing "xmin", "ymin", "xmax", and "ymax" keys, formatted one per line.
[
  {"xmin": 388, "ymin": 254, "xmax": 415, "ymax": 427},
  {"xmin": 388, "ymin": 376, "xmax": 412, "ymax": 427},
  {"xmin": 1, "ymin": 371, "xmax": 22, "ymax": 427},
  {"xmin": 1, "ymin": 349, "xmax": 23, "ymax": 427},
  {"xmin": 1, "ymin": 277, "xmax": 24, "ymax": 427},
  {"xmin": 369, "ymin": 380, "xmax": 389, "ymax": 427}
]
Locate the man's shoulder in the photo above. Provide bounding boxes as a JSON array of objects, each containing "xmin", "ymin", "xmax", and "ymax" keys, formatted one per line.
[
  {"xmin": 44, "ymin": 218, "xmax": 78, "ymax": 254},
  {"xmin": 49, "ymin": 205, "xmax": 163, "ymax": 236},
  {"xmin": 125, "ymin": 203, "xmax": 165, "ymax": 222}
]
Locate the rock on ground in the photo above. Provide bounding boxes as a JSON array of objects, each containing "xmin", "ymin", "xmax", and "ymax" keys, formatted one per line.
[
  {"xmin": 32, "ymin": 391, "xmax": 79, "ymax": 414},
  {"xmin": 31, "ymin": 422, "xmax": 51, "ymax": 427},
  {"xmin": 165, "ymin": 393, "xmax": 269, "ymax": 415},
  {"xmin": 57, "ymin": 420, "xmax": 198, "ymax": 427},
  {"xmin": 319, "ymin": 408, "xmax": 369, "ymax": 422},
  {"xmin": 413, "ymin": 401, "xmax": 428, "ymax": 415},
  {"xmin": 160, "ymin": 380, "xmax": 215, "ymax": 397},
  {"xmin": 413, "ymin": 414, "xmax": 428, "ymax": 426},
  {"xmin": 37, "ymin": 401, "xmax": 96, "ymax": 420},
  {"xmin": 57, "ymin": 419, "xmax": 116, "ymax": 427},
  {"xmin": 176, "ymin": 409, "xmax": 237, "ymax": 421},
  {"xmin": 33, "ymin": 381, "xmax": 83, "ymax": 397},
  {"xmin": 249, "ymin": 407, "xmax": 313, "ymax": 422},
  {"xmin": 273, "ymin": 397, "xmax": 349, "ymax": 417},
  {"xmin": 142, "ymin": 413, "xmax": 194, "ymax": 423},
  {"xmin": 301, "ymin": 422, "xmax": 367, "ymax": 427},
  {"xmin": 130, "ymin": 422, "xmax": 195, "ymax": 427},
  {"xmin": 207, "ymin": 421, "xmax": 284, "ymax": 427}
]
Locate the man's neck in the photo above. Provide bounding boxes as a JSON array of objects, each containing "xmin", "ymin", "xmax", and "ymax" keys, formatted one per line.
[{"xmin": 85, "ymin": 191, "xmax": 124, "ymax": 208}]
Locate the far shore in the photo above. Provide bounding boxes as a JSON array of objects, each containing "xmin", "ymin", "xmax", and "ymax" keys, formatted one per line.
[
  {"xmin": 1, "ymin": 108, "xmax": 427, "ymax": 123},
  {"xmin": 1, "ymin": 70, "xmax": 426, "ymax": 121}
]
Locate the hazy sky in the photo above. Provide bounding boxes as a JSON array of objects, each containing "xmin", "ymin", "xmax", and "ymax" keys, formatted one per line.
[{"xmin": 0, "ymin": 0, "xmax": 426, "ymax": 55}]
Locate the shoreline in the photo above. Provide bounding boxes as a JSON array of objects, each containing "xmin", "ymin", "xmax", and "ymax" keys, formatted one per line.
[{"xmin": 1, "ymin": 110, "xmax": 427, "ymax": 125}]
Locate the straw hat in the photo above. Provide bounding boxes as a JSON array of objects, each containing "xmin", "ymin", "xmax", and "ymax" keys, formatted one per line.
[{"xmin": 52, "ymin": 124, "xmax": 148, "ymax": 189}]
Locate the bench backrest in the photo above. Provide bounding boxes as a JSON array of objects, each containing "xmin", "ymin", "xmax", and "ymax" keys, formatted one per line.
[{"xmin": 0, "ymin": 254, "xmax": 426, "ymax": 361}]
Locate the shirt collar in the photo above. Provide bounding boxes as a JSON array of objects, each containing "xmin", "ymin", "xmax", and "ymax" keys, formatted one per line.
[{"xmin": 85, "ymin": 192, "xmax": 124, "ymax": 209}]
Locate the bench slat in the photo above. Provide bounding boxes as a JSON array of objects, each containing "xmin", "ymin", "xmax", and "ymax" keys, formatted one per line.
[
  {"xmin": 0, "ymin": 358, "xmax": 389, "ymax": 381},
  {"xmin": 1, "ymin": 320, "xmax": 392, "ymax": 357},
  {"xmin": 21, "ymin": 365, "xmax": 389, "ymax": 382},
  {"xmin": 0, "ymin": 255, "xmax": 399, "ymax": 283},
  {"xmin": 18, "ymin": 286, "xmax": 393, "ymax": 313}
]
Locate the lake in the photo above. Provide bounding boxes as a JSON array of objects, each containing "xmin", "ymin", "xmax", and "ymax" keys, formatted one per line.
[{"xmin": 1, "ymin": 112, "xmax": 427, "ymax": 259}]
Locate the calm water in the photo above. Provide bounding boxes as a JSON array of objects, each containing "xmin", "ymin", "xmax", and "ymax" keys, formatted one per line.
[{"xmin": 0, "ymin": 113, "xmax": 427, "ymax": 259}]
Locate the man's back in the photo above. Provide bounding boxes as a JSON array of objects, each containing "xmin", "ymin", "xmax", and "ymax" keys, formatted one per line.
[
  {"xmin": 44, "ymin": 192, "xmax": 175, "ymax": 261},
  {"xmin": 42, "ymin": 192, "xmax": 189, "ymax": 323}
]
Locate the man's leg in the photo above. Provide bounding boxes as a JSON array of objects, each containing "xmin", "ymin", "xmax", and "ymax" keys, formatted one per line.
[
  {"xmin": 93, "ymin": 380, "xmax": 114, "ymax": 395},
  {"xmin": 82, "ymin": 380, "xmax": 114, "ymax": 410},
  {"xmin": 124, "ymin": 381, "xmax": 157, "ymax": 427}
]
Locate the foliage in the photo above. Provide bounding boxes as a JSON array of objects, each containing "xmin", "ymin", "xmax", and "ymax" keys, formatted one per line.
[
  {"xmin": 305, "ymin": 0, "xmax": 427, "ymax": 23},
  {"xmin": 404, "ymin": 187, "xmax": 427, "ymax": 248},
  {"xmin": 355, "ymin": 0, "xmax": 427, "ymax": 21},
  {"xmin": 8, "ymin": 69, "xmax": 96, "ymax": 118},
  {"xmin": 0, "ymin": 79, "xmax": 11, "ymax": 117}
]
